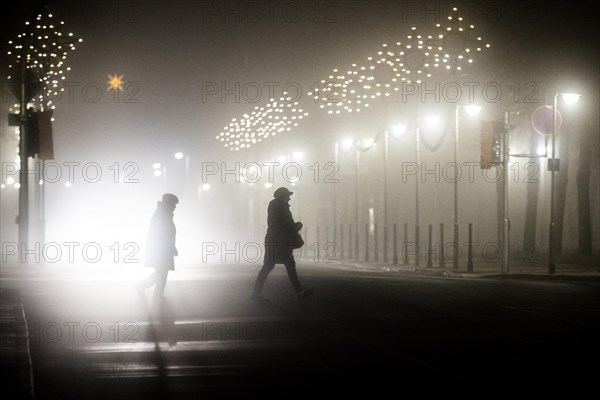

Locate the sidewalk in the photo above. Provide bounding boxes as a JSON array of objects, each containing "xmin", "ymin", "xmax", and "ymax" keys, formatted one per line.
[
  {"xmin": 317, "ymin": 253, "xmax": 600, "ymax": 283},
  {"xmin": 0, "ymin": 288, "xmax": 34, "ymax": 400}
]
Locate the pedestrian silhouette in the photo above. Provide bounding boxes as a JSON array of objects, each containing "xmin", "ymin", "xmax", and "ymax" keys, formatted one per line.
[
  {"xmin": 135, "ymin": 193, "xmax": 179, "ymax": 306},
  {"xmin": 252, "ymin": 187, "xmax": 314, "ymax": 302}
]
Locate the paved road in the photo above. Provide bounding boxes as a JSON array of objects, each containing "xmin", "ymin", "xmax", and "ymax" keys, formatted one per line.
[{"xmin": 2, "ymin": 262, "xmax": 599, "ymax": 398}]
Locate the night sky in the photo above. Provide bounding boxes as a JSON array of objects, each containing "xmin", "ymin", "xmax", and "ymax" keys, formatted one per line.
[{"xmin": 2, "ymin": 0, "xmax": 597, "ymax": 160}]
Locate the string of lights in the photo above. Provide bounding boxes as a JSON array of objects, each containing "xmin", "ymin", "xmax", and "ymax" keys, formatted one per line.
[
  {"xmin": 308, "ymin": 7, "xmax": 490, "ymax": 114},
  {"xmin": 216, "ymin": 7, "xmax": 489, "ymax": 151},
  {"xmin": 6, "ymin": 10, "xmax": 82, "ymax": 113},
  {"xmin": 215, "ymin": 93, "xmax": 309, "ymax": 151}
]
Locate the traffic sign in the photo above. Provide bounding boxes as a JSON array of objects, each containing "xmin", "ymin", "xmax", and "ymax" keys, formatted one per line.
[{"xmin": 531, "ymin": 105, "xmax": 562, "ymax": 135}]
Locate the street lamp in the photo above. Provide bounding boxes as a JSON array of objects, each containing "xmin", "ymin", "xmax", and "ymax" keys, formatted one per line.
[
  {"xmin": 413, "ymin": 115, "xmax": 442, "ymax": 267},
  {"xmin": 333, "ymin": 142, "xmax": 339, "ymax": 251},
  {"xmin": 337, "ymin": 138, "xmax": 374, "ymax": 260},
  {"xmin": 548, "ymin": 92, "xmax": 580, "ymax": 274},
  {"xmin": 353, "ymin": 141, "xmax": 361, "ymax": 260},
  {"xmin": 383, "ymin": 129, "xmax": 389, "ymax": 263},
  {"xmin": 381, "ymin": 124, "xmax": 408, "ymax": 263},
  {"xmin": 337, "ymin": 139, "xmax": 354, "ymax": 257},
  {"xmin": 502, "ymin": 111, "xmax": 510, "ymax": 275},
  {"xmin": 453, "ymin": 104, "xmax": 481, "ymax": 269},
  {"xmin": 356, "ymin": 139, "xmax": 374, "ymax": 261},
  {"xmin": 415, "ymin": 125, "xmax": 421, "ymax": 266}
]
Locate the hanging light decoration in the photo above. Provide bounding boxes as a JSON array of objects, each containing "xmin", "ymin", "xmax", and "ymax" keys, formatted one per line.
[
  {"xmin": 215, "ymin": 93, "xmax": 309, "ymax": 151},
  {"xmin": 6, "ymin": 10, "xmax": 83, "ymax": 113},
  {"xmin": 216, "ymin": 6, "xmax": 490, "ymax": 149},
  {"xmin": 307, "ymin": 6, "xmax": 490, "ymax": 114}
]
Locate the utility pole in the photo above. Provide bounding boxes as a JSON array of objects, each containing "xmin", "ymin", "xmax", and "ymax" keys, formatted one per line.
[
  {"xmin": 501, "ymin": 111, "xmax": 510, "ymax": 274},
  {"xmin": 17, "ymin": 17, "xmax": 32, "ymax": 259}
]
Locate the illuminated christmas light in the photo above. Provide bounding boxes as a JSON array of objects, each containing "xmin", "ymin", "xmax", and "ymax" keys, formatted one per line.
[
  {"xmin": 306, "ymin": 5, "xmax": 490, "ymax": 114},
  {"xmin": 216, "ymin": 6, "xmax": 490, "ymax": 149},
  {"xmin": 6, "ymin": 9, "xmax": 82, "ymax": 112},
  {"xmin": 216, "ymin": 93, "xmax": 309, "ymax": 151}
]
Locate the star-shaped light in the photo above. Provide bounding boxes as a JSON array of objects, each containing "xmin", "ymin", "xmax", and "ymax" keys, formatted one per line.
[{"xmin": 107, "ymin": 74, "xmax": 124, "ymax": 91}]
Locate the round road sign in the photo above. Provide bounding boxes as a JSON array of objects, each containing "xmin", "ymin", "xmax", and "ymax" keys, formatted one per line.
[{"xmin": 531, "ymin": 105, "xmax": 562, "ymax": 135}]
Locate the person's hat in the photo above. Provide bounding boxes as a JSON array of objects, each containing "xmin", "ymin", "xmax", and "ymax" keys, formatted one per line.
[
  {"xmin": 273, "ymin": 187, "xmax": 294, "ymax": 199},
  {"xmin": 162, "ymin": 193, "xmax": 179, "ymax": 204}
]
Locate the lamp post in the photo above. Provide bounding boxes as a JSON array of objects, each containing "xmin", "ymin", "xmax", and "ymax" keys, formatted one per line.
[
  {"xmin": 338, "ymin": 138, "xmax": 373, "ymax": 260},
  {"xmin": 453, "ymin": 104, "xmax": 481, "ymax": 269},
  {"xmin": 453, "ymin": 105, "xmax": 459, "ymax": 269},
  {"xmin": 412, "ymin": 116, "xmax": 441, "ymax": 266},
  {"xmin": 380, "ymin": 124, "xmax": 407, "ymax": 264},
  {"xmin": 18, "ymin": 54, "xmax": 29, "ymax": 253},
  {"xmin": 415, "ymin": 125, "xmax": 421, "ymax": 266},
  {"xmin": 338, "ymin": 139, "xmax": 354, "ymax": 258},
  {"xmin": 502, "ymin": 111, "xmax": 509, "ymax": 274},
  {"xmin": 383, "ymin": 129, "xmax": 389, "ymax": 263},
  {"xmin": 548, "ymin": 92, "xmax": 580, "ymax": 274},
  {"xmin": 333, "ymin": 142, "xmax": 338, "ymax": 250},
  {"xmin": 354, "ymin": 145, "xmax": 360, "ymax": 260}
]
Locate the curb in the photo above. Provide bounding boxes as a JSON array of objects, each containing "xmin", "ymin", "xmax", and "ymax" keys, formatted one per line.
[{"xmin": 316, "ymin": 261, "xmax": 600, "ymax": 282}]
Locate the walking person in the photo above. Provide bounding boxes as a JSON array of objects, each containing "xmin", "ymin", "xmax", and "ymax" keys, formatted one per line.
[
  {"xmin": 135, "ymin": 193, "xmax": 179, "ymax": 306},
  {"xmin": 252, "ymin": 187, "xmax": 314, "ymax": 302}
]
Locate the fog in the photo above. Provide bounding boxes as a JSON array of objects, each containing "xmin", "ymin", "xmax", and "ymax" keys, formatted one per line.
[{"xmin": 1, "ymin": 0, "xmax": 598, "ymax": 271}]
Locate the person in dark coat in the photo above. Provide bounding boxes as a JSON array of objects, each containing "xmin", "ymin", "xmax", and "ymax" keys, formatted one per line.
[
  {"xmin": 252, "ymin": 187, "xmax": 314, "ymax": 301},
  {"xmin": 135, "ymin": 193, "xmax": 179, "ymax": 305}
]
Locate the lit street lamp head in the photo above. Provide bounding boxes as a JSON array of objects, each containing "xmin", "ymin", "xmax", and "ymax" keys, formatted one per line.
[{"xmin": 560, "ymin": 93, "xmax": 581, "ymax": 104}]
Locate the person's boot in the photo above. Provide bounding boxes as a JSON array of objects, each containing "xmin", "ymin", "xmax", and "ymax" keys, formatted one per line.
[
  {"xmin": 296, "ymin": 288, "xmax": 314, "ymax": 300},
  {"xmin": 251, "ymin": 292, "xmax": 270, "ymax": 303}
]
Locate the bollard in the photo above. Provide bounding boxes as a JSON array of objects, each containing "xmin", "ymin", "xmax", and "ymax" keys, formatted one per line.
[
  {"xmin": 383, "ymin": 225, "xmax": 388, "ymax": 263},
  {"xmin": 427, "ymin": 224, "xmax": 433, "ymax": 267},
  {"xmin": 325, "ymin": 226, "xmax": 329, "ymax": 262},
  {"xmin": 349, "ymin": 224, "xmax": 353, "ymax": 260},
  {"xmin": 415, "ymin": 224, "xmax": 420, "ymax": 267},
  {"xmin": 316, "ymin": 226, "xmax": 320, "ymax": 246},
  {"xmin": 468, "ymin": 223, "xmax": 474, "ymax": 273},
  {"xmin": 340, "ymin": 224, "xmax": 344, "ymax": 260},
  {"xmin": 374, "ymin": 223, "xmax": 379, "ymax": 262},
  {"xmin": 333, "ymin": 224, "xmax": 337, "ymax": 252},
  {"xmin": 316, "ymin": 226, "xmax": 321, "ymax": 261},
  {"xmin": 365, "ymin": 223, "xmax": 369, "ymax": 262},
  {"xmin": 453, "ymin": 223, "xmax": 459, "ymax": 270},
  {"xmin": 403, "ymin": 223, "xmax": 408, "ymax": 264},
  {"xmin": 300, "ymin": 228, "xmax": 310, "ymax": 250},
  {"xmin": 355, "ymin": 224, "xmax": 359, "ymax": 261},
  {"xmin": 440, "ymin": 223, "xmax": 445, "ymax": 269},
  {"xmin": 393, "ymin": 223, "xmax": 398, "ymax": 265}
]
